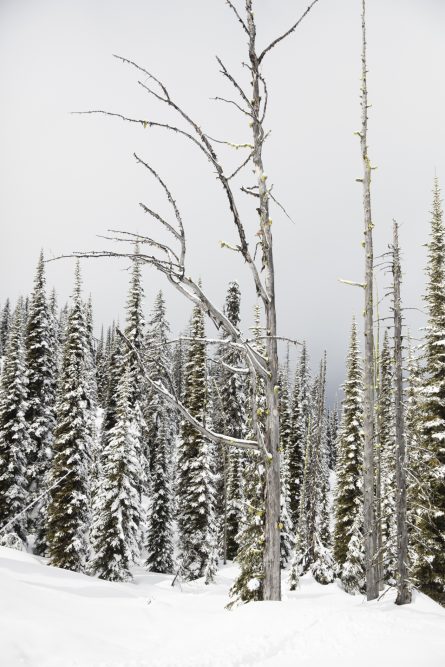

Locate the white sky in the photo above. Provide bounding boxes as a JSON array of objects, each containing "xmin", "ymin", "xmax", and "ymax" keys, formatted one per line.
[{"xmin": 1, "ymin": 0, "xmax": 444, "ymax": 399}]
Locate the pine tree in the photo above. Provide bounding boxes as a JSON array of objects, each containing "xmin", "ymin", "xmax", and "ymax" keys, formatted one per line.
[
  {"xmin": 24, "ymin": 251, "xmax": 57, "ymax": 552},
  {"xmin": 215, "ymin": 281, "xmax": 247, "ymax": 561},
  {"xmin": 406, "ymin": 338, "xmax": 423, "ymax": 568},
  {"xmin": 290, "ymin": 354, "xmax": 334, "ymax": 585},
  {"xmin": 0, "ymin": 298, "xmax": 11, "ymax": 356},
  {"xmin": 279, "ymin": 365, "xmax": 293, "ymax": 567},
  {"xmin": 378, "ymin": 330, "xmax": 396, "ymax": 583},
  {"xmin": 176, "ymin": 301, "xmax": 216, "ymax": 580},
  {"xmin": 341, "ymin": 506, "xmax": 366, "ymax": 595},
  {"xmin": 326, "ymin": 407, "xmax": 339, "ymax": 471},
  {"xmin": 287, "ymin": 343, "xmax": 310, "ymax": 531},
  {"xmin": 123, "ymin": 248, "xmax": 149, "ymax": 492},
  {"xmin": 229, "ymin": 305, "xmax": 265, "ymax": 604},
  {"xmin": 0, "ymin": 299, "xmax": 30, "ymax": 546},
  {"xmin": 413, "ymin": 178, "xmax": 445, "ymax": 604},
  {"xmin": 333, "ymin": 319, "xmax": 364, "ymax": 583},
  {"xmin": 91, "ymin": 366, "xmax": 143, "ymax": 581},
  {"xmin": 46, "ymin": 264, "xmax": 94, "ymax": 572},
  {"xmin": 145, "ymin": 291, "xmax": 175, "ymax": 574},
  {"xmin": 95, "ymin": 326, "xmax": 108, "ymax": 408}
]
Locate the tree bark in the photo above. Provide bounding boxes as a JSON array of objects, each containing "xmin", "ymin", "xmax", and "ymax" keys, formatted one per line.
[
  {"xmin": 246, "ymin": 0, "xmax": 281, "ymax": 601},
  {"xmin": 360, "ymin": 0, "xmax": 378, "ymax": 601},
  {"xmin": 392, "ymin": 221, "xmax": 411, "ymax": 605}
]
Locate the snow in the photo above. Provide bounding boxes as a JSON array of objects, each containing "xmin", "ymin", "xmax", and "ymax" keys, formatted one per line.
[{"xmin": 1, "ymin": 546, "xmax": 445, "ymax": 667}]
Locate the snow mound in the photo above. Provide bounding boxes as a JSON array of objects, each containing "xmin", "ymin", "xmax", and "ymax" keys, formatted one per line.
[{"xmin": 1, "ymin": 546, "xmax": 444, "ymax": 667}]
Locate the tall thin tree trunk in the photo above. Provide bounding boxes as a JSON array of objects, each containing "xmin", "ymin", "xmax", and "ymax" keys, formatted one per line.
[
  {"xmin": 360, "ymin": 0, "xmax": 378, "ymax": 601},
  {"xmin": 392, "ymin": 221, "xmax": 411, "ymax": 605},
  {"xmin": 246, "ymin": 1, "xmax": 281, "ymax": 601}
]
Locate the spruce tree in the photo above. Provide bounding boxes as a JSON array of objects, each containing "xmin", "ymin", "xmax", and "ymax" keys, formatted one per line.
[
  {"xmin": 279, "ymin": 365, "xmax": 294, "ymax": 567},
  {"xmin": 326, "ymin": 407, "xmax": 339, "ymax": 471},
  {"xmin": 413, "ymin": 178, "xmax": 445, "ymax": 604},
  {"xmin": 229, "ymin": 305, "xmax": 265, "ymax": 604},
  {"xmin": 145, "ymin": 291, "xmax": 175, "ymax": 574},
  {"xmin": 0, "ymin": 299, "xmax": 30, "ymax": 546},
  {"xmin": 333, "ymin": 319, "xmax": 364, "ymax": 581},
  {"xmin": 91, "ymin": 366, "xmax": 143, "ymax": 581},
  {"xmin": 216, "ymin": 281, "xmax": 247, "ymax": 561},
  {"xmin": 176, "ymin": 301, "xmax": 216, "ymax": 580},
  {"xmin": 0, "ymin": 298, "xmax": 11, "ymax": 356},
  {"xmin": 378, "ymin": 330, "xmax": 396, "ymax": 583},
  {"xmin": 95, "ymin": 326, "xmax": 108, "ymax": 408},
  {"xmin": 123, "ymin": 248, "xmax": 149, "ymax": 492},
  {"xmin": 287, "ymin": 343, "xmax": 310, "ymax": 531},
  {"xmin": 290, "ymin": 355, "xmax": 334, "ymax": 586},
  {"xmin": 25, "ymin": 251, "xmax": 57, "ymax": 552},
  {"xmin": 46, "ymin": 264, "xmax": 94, "ymax": 572}
]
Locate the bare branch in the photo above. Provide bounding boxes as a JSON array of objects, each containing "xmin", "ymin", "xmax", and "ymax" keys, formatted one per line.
[
  {"xmin": 258, "ymin": 0, "xmax": 321, "ymax": 63},
  {"xmin": 211, "ymin": 96, "xmax": 253, "ymax": 118},
  {"xmin": 338, "ymin": 278, "xmax": 366, "ymax": 289},
  {"xmin": 225, "ymin": 0, "xmax": 249, "ymax": 35},
  {"xmin": 117, "ymin": 328, "xmax": 258, "ymax": 450},
  {"xmin": 216, "ymin": 56, "xmax": 252, "ymax": 111}
]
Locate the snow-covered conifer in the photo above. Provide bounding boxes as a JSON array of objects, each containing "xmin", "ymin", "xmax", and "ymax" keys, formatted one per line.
[
  {"xmin": 229, "ymin": 305, "xmax": 265, "ymax": 604},
  {"xmin": 413, "ymin": 178, "xmax": 445, "ymax": 604},
  {"xmin": 176, "ymin": 301, "xmax": 216, "ymax": 580},
  {"xmin": 287, "ymin": 343, "xmax": 310, "ymax": 530},
  {"xmin": 46, "ymin": 263, "xmax": 94, "ymax": 572},
  {"xmin": 0, "ymin": 298, "xmax": 11, "ymax": 357},
  {"xmin": 0, "ymin": 299, "xmax": 30, "ymax": 546},
  {"xmin": 378, "ymin": 330, "xmax": 396, "ymax": 583},
  {"xmin": 24, "ymin": 251, "xmax": 57, "ymax": 552},
  {"xmin": 91, "ymin": 366, "xmax": 143, "ymax": 581},
  {"xmin": 145, "ymin": 291, "xmax": 175, "ymax": 574},
  {"xmin": 333, "ymin": 319, "xmax": 364, "ymax": 574}
]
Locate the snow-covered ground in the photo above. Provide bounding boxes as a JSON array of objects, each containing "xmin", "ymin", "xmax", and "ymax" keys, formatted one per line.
[{"xmin": 1, "ymin": 546, "xmax": 444, "ymax": 667}]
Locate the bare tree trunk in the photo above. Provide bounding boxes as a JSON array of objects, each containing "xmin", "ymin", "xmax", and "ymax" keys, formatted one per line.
[
  {"xmin": 246, "ymin": 1, "xmax": 281, "ymax": 601},
  {"xmin": 360, "ymin": 0, "xmax": 378, "ymax": 601},
  {"xmin": 392, "ymin": 221, "xmax": 411, "ymax": 605},
  {"xmin": 66, "ymin": 0, "xmax": 321, "ymax": 603}
]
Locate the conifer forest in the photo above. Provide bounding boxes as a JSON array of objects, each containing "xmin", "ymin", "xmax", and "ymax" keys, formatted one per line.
[{"xmin": 1, "ymin": 1, "xmax": 445, "ymax": 665}]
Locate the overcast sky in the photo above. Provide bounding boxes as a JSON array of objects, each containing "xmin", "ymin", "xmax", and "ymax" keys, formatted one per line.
[{"xmin": 1, "ymin": 0, "xmax": 444, "ymax": 399}]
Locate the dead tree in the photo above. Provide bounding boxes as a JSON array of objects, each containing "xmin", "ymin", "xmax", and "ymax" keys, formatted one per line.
[
  {"xmin": 63, "ymin": 0, "xmax": 320, "ymax": 601},
  {"xmin": 358, "ymin": 0, "xmax": 379, "ymax": 600},
  {"xmin": 391, "ymin": 221, "xmax": 411, "ymax": 605}
]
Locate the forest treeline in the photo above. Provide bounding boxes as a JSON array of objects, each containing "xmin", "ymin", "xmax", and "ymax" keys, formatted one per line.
[{"xmin": 0, "ymin": 179, "xmax": 444, "ymax": 606}]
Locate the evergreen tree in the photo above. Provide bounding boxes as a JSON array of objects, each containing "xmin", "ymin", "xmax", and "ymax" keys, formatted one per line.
[
  {"xmin": 0, "ymin": 298, "xmax": 11, "ymax": 356},
  {"xmin": 145, "ymin": 291, "xmax": 175, "ymax": 574},
  {"xmin": 176, "ymin": 301, "xmax": 216, "ymax": 580},
  {"xmin": 326, "ymin": 407, "xmax": 339, "ymax": 471},
  {"xmin": 229, "ymin": 305, "xmax": 265, "ymax": 604},
  {"xmin": 279, "ymin": 365, "xmax": 293, "ymax": 567},
  {"xmin": 0, "ymin": 299, "xmax": 30, "ymax": 546},
  {"xmin": 290, "ymin": 354, "xmax": 333, "ymax": 585},
  {"xmin": 413, "ymin": 178, "xmax": 445, "ymax": 604},
  {"xmin": 95, "ymin": 326, "xmax": 108, "ymax": 408},
  {"xmin": 215, "ymin": 281, "xmax": 247, "ymax": 561},
  {"xmin": 24, "ymin": 251, "xmax": 57, "ymax": 552},
  {"xmin": 46, "ymin": 264, "xmax": 94, "ymax": 572},
  {"xmin": 378, "ymin": 330, "xmax": 396, "ymax": 583},
  {"xmin": 91, "ymin": 366, "xmax": 143, "ymax": 581},
  {"xmin": 333, "ymin": 319, "xmax": 364, "ymax": 583},
  {"xmin": 406, "ymin": 338, "xmax": 422, "ymax": 568},
  {"xmin": 341, "ymin": 506, "xmax": 366, "ymax": 594},
  {"xmin": 123, "ymin": 248, "xmax": 149, "ymax": 491},
  {"xmin": 287, "ymin": 343, "xmax": 310, "ymax": 530}
]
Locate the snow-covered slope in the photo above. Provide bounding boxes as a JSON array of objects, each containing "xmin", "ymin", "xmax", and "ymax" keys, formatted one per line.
[{"xmin": 1, "ymin": 546, "xmax": 444, "ymax": 667}]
